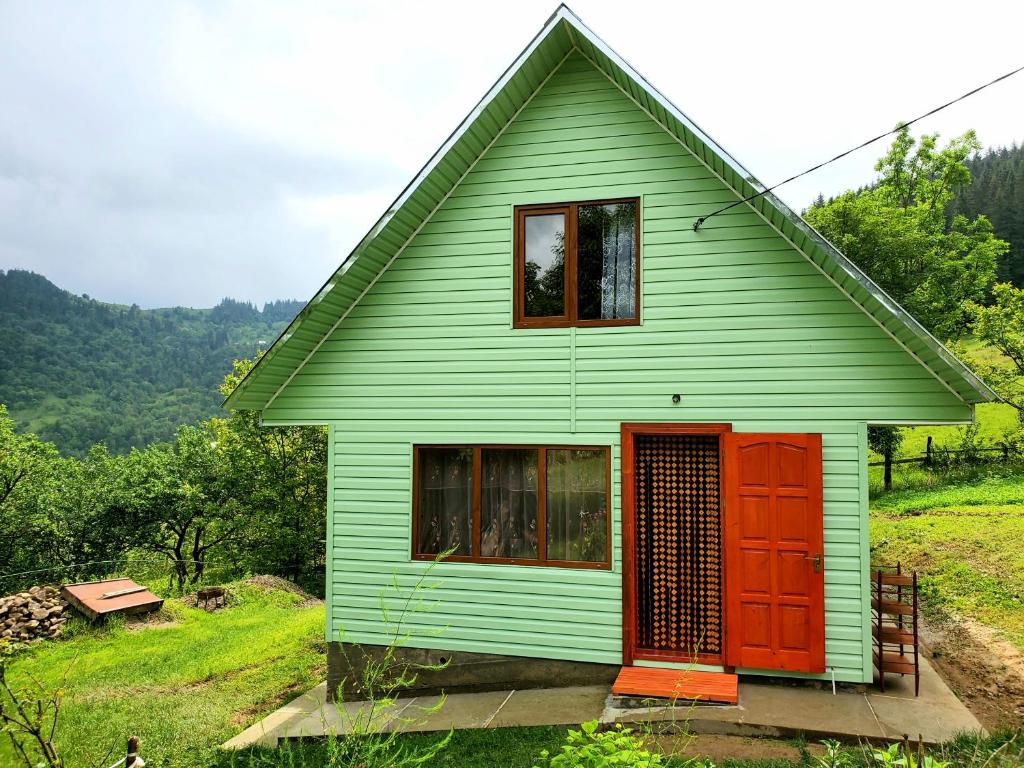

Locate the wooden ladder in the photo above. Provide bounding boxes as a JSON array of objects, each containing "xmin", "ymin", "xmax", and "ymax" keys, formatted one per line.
[{"xmin": 870, "ymin": 563, "xmax": 920, "ymax": 695}]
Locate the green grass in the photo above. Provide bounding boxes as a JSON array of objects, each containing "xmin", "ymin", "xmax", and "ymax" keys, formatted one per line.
[
  {"xmin": 870, "ymin": 461, "xmax": 1024, "ymax": 650},
  {"xmin": 898, "ymin": 401, "xmax": 1020, "ymax": 456},
  {"xmin": 1, "ymin": 581, "xmax": 325, "ymax": 768},
  {"xmin": 210, "ymin": 727, "xmax": 1024, "ymax": 768},
  {"xmin": 872, "ymin": 507, "xmax": 1024, "ymax": 646},
  {"xmin": 209, "ymin": 727, "xmax": 572, "ymax": 768},
  {"xmin": 870, "ymin": 466, "xmax": 1024, "ymax": 512}
]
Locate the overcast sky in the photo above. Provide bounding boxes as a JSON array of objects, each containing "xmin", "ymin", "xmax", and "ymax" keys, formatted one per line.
[{"xmin": 2, "ymin": 1, "xmax": 1023, "ymax": 308}]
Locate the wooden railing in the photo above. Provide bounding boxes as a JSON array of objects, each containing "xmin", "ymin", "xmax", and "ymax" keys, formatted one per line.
[{"xmin": 868, "ymin": 435, "xmax": 1013, "ymax": 467}]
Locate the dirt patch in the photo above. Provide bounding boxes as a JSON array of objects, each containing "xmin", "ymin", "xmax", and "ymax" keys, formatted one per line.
[
  {"xmin": 245, "ymin": 575, "xmax": 323, "ymax": 608},
  {"xmin": 124, "ymin": 617, "xmax": 176, "ymax": 632},
  {"xmin": 921, "ymin": 614, "xmax": 1024, "ymax": 730},
  {"xmin": 124, "ymin": 606, "xmax": 179, "ymax": 631},
  {"xmin": 652, "ymin": 733, "xmax": 823, "ymax": 762}
]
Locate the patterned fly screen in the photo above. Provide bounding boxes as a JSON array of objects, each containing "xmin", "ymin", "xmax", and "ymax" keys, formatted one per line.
[{"xmin": 635, "ymin": 434, "xmax": 722, "ymax": 657}]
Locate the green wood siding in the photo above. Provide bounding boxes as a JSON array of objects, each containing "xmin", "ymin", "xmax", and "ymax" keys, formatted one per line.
[{"xmin": 266, "ymin": 52, "xmax": 971, "ymax": 683}]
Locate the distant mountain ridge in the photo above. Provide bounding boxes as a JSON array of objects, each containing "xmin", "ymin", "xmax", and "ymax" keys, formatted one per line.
[{"xmin": 0, "ymin": 269, "xmax": 301, "ymax": 455}]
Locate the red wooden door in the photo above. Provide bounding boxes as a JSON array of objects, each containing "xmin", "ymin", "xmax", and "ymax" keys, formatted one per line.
[{"xmin": 723, "ymin": 433, "xmax": 825, "ymax": 673}]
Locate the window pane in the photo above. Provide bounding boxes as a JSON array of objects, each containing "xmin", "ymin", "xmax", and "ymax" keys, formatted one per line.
[
  {"xmin": 480, "ymin": 449, "xmax": 539, "ymax": 559},
  {"xmin": 523, "ymin": 213, "xmax": 566, "ymax": 317},
  {"xmin": 577, "ymin": 202, "xmax": 637, "ymax": 321},
  {"xmin": 546, "ymin": 449, "xmax": 608, "ymax": 562},
  {"xmin": 417, "ymin": 448, "xmax": 472, "ymax": 556}
]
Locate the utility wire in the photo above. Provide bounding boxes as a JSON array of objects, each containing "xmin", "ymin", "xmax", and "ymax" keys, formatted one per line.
[{"xmin": 692, "ymin": 63, "xmax": 1024, "ymax": 231}]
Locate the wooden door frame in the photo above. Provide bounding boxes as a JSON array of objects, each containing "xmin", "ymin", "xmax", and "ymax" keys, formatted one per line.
[{"xmin": 620, "ymin": 422, "xmax": 731, "ymax": 667}]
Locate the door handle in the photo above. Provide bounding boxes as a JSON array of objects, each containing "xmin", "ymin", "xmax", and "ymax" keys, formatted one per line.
[{"xmin": 805, "ymin": 553, "xmax": 822, "ymax": 573}]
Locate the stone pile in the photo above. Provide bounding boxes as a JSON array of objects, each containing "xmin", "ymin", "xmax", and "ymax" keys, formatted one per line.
[{"xmin": 0, "ymin": 586, "xmax": 70, "ymax": 643}]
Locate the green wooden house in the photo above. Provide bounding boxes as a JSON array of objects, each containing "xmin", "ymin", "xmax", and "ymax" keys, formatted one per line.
[{"xmin": 226, "ymin": 6, "xmax": 995, "ymax": 697}]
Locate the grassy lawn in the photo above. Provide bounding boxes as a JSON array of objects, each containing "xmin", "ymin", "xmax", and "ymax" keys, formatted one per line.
[
  {"xmin": 1, "ymin": 580, "xmax": 325, "ymax": 768},
  {"xmin": 869, "ymin": 464, "xmax": 1024, "ymax": 510},
  {"xmin": 213, "ymin": 727, "xmax": 1022, "ymax": 768},
  {"xmin": 870, "ymin": 464, "xmax": 1024, "ymax": 649},
  {"xmin": 210, "ymin": 727, "xmax": 573, "ymax": 768}
]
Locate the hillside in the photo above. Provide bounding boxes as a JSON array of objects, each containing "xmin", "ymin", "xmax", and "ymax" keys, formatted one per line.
[
  {"xmin": 950, "ymin": 143, "xmax": 1024, "ymax": 286},
  {"xmin": 0, "ymin": 269, "xmax": 300, "ymax": 455}
]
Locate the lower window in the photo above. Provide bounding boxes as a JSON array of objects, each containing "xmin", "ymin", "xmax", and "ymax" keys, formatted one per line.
[{"xmin": 413, "ymin": 445, "xmax": 610, "ymax": 568}]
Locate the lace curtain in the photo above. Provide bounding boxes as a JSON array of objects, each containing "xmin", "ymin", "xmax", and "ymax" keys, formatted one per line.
[
  {"xmin": 480, "ymin": 449, "xmax": 538, "ymax": 559},
  {"xmin": 417, "ymin": 448, "xmax": 472, "ymax": 556}
]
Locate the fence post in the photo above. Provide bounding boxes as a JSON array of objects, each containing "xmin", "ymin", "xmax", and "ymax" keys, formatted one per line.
[
  {"xmin": 126, "ymin": 736, "xmax": 139, "ymax": 767},
  {"xmin": 925, "ymin": 436, "xmax": 932, "ymax": 467}
]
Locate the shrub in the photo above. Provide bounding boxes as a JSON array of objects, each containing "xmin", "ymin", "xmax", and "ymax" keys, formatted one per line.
[{"xmin": 532, "ymin": 721, "xmax": 665, "ymax": 768}]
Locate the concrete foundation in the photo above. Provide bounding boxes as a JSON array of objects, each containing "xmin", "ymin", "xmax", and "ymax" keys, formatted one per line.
[
  {"xmin": 327, "ymin": 641, "xmax": 620, "ymax": 701},
  {"xmin": 226, "ymin": 653, "xmax": 984, "ymax": 751}
]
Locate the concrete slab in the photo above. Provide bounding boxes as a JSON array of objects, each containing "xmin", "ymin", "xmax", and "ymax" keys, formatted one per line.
[
  {"xmin": 223, "ymin": 654, "xmax": 984, "ymax": 750},
  {"xmin": 605, "ymin": 656, "xmax": 983, "ymax": 745},
  {"xmin": 608, "ymin": 686, "xmax": 882, "ymax": 740},
  {"xmin": 487, "ymin": 686, "xmax": 608, "ymax": 728},
  {"xmin": 280, "ymin": 696, "xmax": 419, "ymax": 740},
  {"xmin": 404, "ymin": 691, "xmax": 512, "ymax": 732},
  {"xmin": 224, "ymin": 683, "xmax": 330, "ymax": 749},
  {"xmin": 867, "ymin": 659, "xmax": 983, "ymax": 742}
]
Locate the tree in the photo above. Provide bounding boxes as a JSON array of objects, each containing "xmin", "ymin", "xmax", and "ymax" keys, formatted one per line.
[
  {"xmin": 964, "ymin": 283, "xmax": 1024, "ymax": 428},
  {"xmin": 868, "ymin": 426, "xmax": 903, "ymax": 492},
  {"xmin": 949, "ymin": 144, "xmax": 1024, "ymax": 287},
  {"xmin": 218, "ymin": 358, "xmax": 328, "ymax": 586},
  {"xmin": 42, "ymin": 445, "xmax": 157, "ymax": 574},
  {"xmin": 806, "ymin": 127, "xmax": 1007, "ymax": 338},
  {"xmin": 137, "ymin": 424, "xmax": 244, "ymax": 588},
  {"xmin": 0, "ymin": 405, "xmax": 60, "ymax": 579}
]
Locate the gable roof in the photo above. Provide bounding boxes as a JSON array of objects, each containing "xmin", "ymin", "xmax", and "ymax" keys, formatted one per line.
[{"xmin": 225, "ymin": 4, "xmax": 997, "ymax": 412}]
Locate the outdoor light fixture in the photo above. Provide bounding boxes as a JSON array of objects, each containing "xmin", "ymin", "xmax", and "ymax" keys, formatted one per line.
[{"xmin": 671, "ymin": 394, "xmax": 681, "ymax": 404}]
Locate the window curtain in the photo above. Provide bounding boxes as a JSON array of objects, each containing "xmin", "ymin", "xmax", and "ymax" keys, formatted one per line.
[
  {"xmin": 480, "ymin": 449, "xmax": 538, "ymax": 559},
  {"xmin": 417, "ymin": 448, "xmax": 472, "ymax": 556},
  {"xmin": 598, "ymin": 203, "xmax": 636, "ymax": 320},
  {"xmin": 546, "ymin": 449, "xmax": 607, "ymax": 562}
]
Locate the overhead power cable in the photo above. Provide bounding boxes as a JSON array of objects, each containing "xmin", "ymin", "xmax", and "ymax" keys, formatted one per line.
[{"xmin": 692, "ymin": 63, "xmax": 1024, "ymax": 231}]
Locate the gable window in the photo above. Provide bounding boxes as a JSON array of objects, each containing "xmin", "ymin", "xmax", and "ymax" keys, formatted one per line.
[
  {"xmin": 514, "ymin": 198, "xmax": 639, "ymax": 328},
  {"xmin": 413, "ymin": 445, "xmax": 611, "ymax": 568}
]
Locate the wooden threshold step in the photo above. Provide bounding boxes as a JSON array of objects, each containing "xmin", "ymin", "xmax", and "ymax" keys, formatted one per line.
[{"xmin": 612, "ymin": 666, "xmax": 738, "ymax": 704}]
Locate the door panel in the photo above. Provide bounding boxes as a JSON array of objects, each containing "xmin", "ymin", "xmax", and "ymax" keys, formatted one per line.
[{"xmin": 723, "ymin": 433, "xmax": 825, "ymax": 673}]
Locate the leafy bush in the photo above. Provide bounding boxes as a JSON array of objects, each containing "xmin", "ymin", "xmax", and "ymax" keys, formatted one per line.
[{"xmin": 532, "ymin": 721, "xmax": 664, "ymax": 768}]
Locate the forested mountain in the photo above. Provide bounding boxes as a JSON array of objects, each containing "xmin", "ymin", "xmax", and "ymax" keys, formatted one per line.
[
  {"xmin": 949, "ymin": 144, "xmax": 1024, "ymax": 286},
  {"xmin": 0, "ymin": 270, "xmax": 300, "ymax": 455}
]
